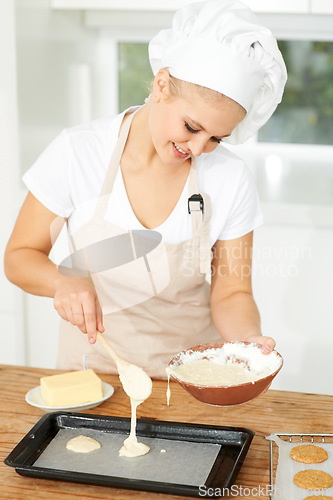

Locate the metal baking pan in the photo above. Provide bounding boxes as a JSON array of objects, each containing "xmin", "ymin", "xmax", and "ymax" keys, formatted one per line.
[{"xmin": 5, "ymin": 412, "xmax": 254, "ymax": 498}]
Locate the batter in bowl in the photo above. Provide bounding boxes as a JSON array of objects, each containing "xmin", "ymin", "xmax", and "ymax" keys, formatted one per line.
[{"xmin": 173, "ymin": 359, "xmax": 268, "ymax": 386}]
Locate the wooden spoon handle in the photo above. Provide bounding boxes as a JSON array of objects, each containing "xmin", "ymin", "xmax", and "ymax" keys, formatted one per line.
[{"xmin": 96, "ymin": 332, "xmax": 123, "ymax": 366}]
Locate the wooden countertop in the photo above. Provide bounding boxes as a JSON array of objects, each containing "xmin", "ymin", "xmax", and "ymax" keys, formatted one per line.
[{"xmin": 1, "ymin": 364, "xmax": 332, "ymax": 499}]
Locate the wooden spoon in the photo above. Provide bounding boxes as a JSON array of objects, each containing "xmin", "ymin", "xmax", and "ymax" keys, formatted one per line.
[{"xmin": 96, "ymin": 332, "xmax": 152, "ymax": 402}]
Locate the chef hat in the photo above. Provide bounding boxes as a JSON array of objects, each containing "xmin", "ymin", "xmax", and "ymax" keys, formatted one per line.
[{"xmin": 149, "ymin": 0, "xmax": 287, "ymax": 144}]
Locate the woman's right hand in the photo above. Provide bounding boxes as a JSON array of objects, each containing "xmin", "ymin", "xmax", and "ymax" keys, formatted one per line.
[{"xmin": 53, "ymin": 276, "xmax": 104, "ymax": 344}]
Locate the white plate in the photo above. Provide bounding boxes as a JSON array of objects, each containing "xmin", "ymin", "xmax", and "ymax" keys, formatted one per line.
[{"xmin": 25, "ymin": 381, "xmax": 114, "ymax": 413}]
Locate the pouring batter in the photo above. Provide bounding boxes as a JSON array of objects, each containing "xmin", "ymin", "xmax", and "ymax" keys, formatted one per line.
[{"xmin": 117, "ymin": 363, "xmax": 152, "ymax": 457}]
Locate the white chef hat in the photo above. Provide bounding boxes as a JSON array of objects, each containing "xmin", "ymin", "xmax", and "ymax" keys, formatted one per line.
[{"xmin": 149, "ymin": 0, "xmax": 287, "ymax": 144}]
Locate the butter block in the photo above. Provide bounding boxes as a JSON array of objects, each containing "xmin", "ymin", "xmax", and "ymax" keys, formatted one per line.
[{"xmin": 40, "ymin": 369, "xmax": 103, "ymax": 407}]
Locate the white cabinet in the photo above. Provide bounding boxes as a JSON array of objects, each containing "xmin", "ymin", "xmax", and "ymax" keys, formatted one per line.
[
  {"xmin": 51, "ymin": 0, "xmax": 333, "ymax": 14},
  {"xmin": 49, "ymin": 0, "xmax": 333, "ymax": 34},
  {"xmin": 245, "ymin": 0, "xmax": 309, "ymax": 13},
  {"xmin": 311, "ymin": 0, "xmax": 333, "ymax": 13},
  {"xmin": 50, "ymin": 0, "xmax": 199, "ymax": 10}
]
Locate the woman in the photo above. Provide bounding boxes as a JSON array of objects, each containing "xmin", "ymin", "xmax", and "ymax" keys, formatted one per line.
[{"xmin": 4, "ymin": 0, "xmax": 287, "ymax": 377}]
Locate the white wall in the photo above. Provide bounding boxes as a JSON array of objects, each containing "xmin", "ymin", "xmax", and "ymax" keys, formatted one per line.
[
  {"xmin": 232, "ymin": 143, "xmax": 333, "ymax": 394},
  {"xmin": 0, "ymin": 0, "xmax": 26, "ymax": 365},
  {"xmin": 253, "ymin": 213, "xmax": 333, "ymax": 394},
  {"xmin": 1, "ymin": 0, "xmax": 332, "ymax": 395},
  {"xmin": 4, "ymin": 0, "xmax": 120, "ymax": 369}
]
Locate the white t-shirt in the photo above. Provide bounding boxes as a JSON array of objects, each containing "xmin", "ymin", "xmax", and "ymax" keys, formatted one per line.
[{"xmin": 23, "ymin": 107, "xmax": 263, "ymax": 246}]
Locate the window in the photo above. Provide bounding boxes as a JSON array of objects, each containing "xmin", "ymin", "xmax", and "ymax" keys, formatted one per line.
[
  {"xmin": 259, "ymin": 40, "xmax": 333, "ymax": 145},
  {"xmin": 118, "ymin": 40, "xmax": 333, "ymax": 147},
  {"xmin": 118, "ymin": 42, "xmax": 152, "ymax": 110}
]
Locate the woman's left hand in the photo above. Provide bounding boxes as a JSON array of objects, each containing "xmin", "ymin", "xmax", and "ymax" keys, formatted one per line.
[{"xmin": 246, "ymin": 335, "xmax": 276, "ymax": 354}]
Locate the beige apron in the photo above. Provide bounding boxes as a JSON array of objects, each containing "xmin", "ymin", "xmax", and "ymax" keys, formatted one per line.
[{"xmin": 57, "ymin": 109, "xmax": 221, "ymax": 378}]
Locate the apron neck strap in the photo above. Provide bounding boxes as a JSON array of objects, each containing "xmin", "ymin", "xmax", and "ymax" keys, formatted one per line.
[
  {"xmin": 187, "ymin": 157, "xmax": 212, "ymax": 275},
  {"xmin": 188, "ymin": 156, "xmax": 198, "ymax": 195},
  {"xmin": 94, "ymin": 108, "xmax": 139, "ymax": 219}
]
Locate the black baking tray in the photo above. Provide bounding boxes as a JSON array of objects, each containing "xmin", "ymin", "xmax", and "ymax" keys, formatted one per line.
[{"xmin": 4, "ymin": 412, "xmax": 254, "ymax": 497}]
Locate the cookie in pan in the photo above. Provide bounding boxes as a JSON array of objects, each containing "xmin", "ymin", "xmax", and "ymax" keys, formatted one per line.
[
  {"xmin": 294, "ymin": 469, "xmax": 333, "ymax": 490},
  {"xmin": 290, "ymin": 444, "xmax": 328, "ymax": 464}
]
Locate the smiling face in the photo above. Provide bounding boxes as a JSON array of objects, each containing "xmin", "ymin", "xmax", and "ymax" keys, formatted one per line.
[{"xmin": 148, "ymin": 70, "xmax": 246, "ymax": 166}]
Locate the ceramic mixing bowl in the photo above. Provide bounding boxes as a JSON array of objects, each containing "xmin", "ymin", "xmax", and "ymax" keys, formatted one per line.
[{"xmin": 167, "ymin": 341, "xmax": 283, "ymax": 406}]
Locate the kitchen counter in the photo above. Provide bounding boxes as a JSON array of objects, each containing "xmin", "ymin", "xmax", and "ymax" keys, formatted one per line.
[{"xmin": 1, "ymin": 364, "xmax": 333, "ymax": 499}]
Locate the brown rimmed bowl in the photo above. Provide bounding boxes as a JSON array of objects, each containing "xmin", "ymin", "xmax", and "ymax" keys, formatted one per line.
[{"xmin": 167, "ymin": 341, "xmax": 283, "ymax": 406}]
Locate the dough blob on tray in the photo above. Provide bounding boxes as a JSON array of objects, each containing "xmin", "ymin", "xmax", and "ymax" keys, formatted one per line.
[{"xmin": 66, "ymin": 435, "xmax": 101, "ymax": 453}]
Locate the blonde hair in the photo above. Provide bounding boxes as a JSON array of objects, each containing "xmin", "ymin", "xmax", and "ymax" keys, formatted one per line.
[
  {"xmin": 149, "ymin": 71, "xmax": 246, "ymax": 118},
  {"xmin": 168, "ymin": 74, "xmax": 223, "ymax": 101}
]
